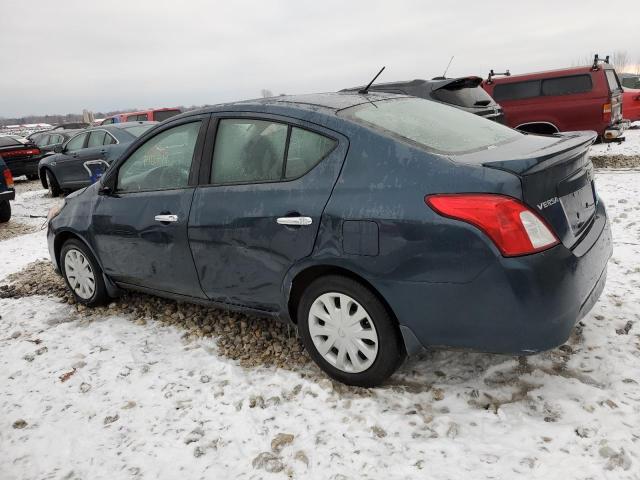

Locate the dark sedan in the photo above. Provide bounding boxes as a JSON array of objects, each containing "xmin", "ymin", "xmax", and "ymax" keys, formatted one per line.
[
  {"xmin": 39, "ymin": 122, "xmax": 156, "ymax": 196},
  {"xmin": 0, "ymin": 155, "xmax": 15, "ymax": 222},
  {"xmin": 0, "ymin": 135, "xmax": 43, "ymax": 180},
  {"xmin": 47, "ymin": 93, "xmax": 611, "ymax": 386},
  {"xmin": 342, "ymin": 76, "xmax": 504, "ymax": 122}
]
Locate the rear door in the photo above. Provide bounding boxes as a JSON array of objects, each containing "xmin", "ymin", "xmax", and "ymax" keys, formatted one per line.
[{"xmin": 188, "ymin": 115, "xmax": 348, "ymax": 311}]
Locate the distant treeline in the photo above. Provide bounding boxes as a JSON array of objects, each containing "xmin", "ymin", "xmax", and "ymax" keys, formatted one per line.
[{"xmin": 0, "ymin": 105, "xmax": 205, "ymax": 126}]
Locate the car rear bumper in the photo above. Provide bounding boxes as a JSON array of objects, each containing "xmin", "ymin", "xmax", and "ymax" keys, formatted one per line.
[
  {"xmin": 0, "ymin": 189, "xmax": 15, "ymax": 202},
  {"xmin": 604, "ymin": 120, "xmax": 631, "ymax": 140},
  {"xmin": 4, "ymin": 157, "xmax": 40, "ymax": 176},
  {"xmin": 380, "ymin": 199, "xmax": 612, "ymax": 355}
]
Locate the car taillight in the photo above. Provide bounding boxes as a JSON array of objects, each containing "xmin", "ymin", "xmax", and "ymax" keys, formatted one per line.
[
  {"xmin": 1, "ymin": 148, "xmax": 41, "ymax": 158},
  {"xmin": 603, "ymin": 103, "xmax": 612, "ymax": 122},
  {"xmin": 3, "ymin": 168, "xmax": 14, "ymax": 188},
  {"xmin": 425, "ymin": 194, "xmax": 559, "ymax": 257}
]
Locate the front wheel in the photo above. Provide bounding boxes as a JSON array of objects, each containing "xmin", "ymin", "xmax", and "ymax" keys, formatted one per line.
[
  {"xmin": 45, "ymin": 169, "xmax": 61, "ymax": 197},
  {"xmin": 0, "ymin": 200, "xmax": 10, "ymax": 223},
  {"xmin": 60, "ymin": 239, "xmax": 109, "ymax": 306},
  {"xmin": 298, "ymin": 275, "xmax": 405, "ymax": 387}
]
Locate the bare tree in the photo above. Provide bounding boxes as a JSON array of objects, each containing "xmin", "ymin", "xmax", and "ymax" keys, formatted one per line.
[
  {"xmin": 260, "ymin": 89, "xmax": 274, "ymax": 98},
  {"xmin": 611, "ymin": 50, "xmax": 630, "ymax": 72}
]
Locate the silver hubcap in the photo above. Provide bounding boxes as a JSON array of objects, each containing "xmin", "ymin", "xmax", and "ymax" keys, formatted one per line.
[
  {"xmin": 308, "ymin": 292, "xmax": 379, "ymax": 373},
  {"xmin": 64, "ymin": 249, "xmax": 96, "ymax": 300}
]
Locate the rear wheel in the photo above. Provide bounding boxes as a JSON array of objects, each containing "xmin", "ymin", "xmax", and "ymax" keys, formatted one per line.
[
  {"xmin": 0, "ymin": 201, "xmax": 10, "ymax": 223},
  {"xmin": 298, "ymin": 275, "xmax": 405, "ymax": 387},
  {"xmin": 45, "ymin": 169, "xmax": 61, "ymax": 197},
  {"xmin": 60, "ymin": 239, "xmax": 109, "ymax": 306}
]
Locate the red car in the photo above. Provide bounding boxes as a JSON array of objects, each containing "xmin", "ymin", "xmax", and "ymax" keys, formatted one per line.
[
  {"xmin": 101, "ymin": 107, "xmax": 181, "ymax": 125},
  {"xmin": 483, "ymin": 57, "xmax": 627, "ymax": 140},
  {"xmin": 622, "ymin": 88, "xmax": 640, "ymax": 122}
]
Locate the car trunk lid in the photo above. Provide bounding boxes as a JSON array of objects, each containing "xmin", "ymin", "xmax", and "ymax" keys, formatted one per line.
[{"xmin": 457, "ymin": 131, "xmax": 598, "ymax": 249}]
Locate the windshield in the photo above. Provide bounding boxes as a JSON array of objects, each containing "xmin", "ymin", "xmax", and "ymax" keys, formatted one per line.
[
  {"xmin": 339, "ymin": 97, "xmax": 520, "ymax": 154},
  {"xmin": 123, "ymin": 125, "xmax": 155, "ymax": 137}
]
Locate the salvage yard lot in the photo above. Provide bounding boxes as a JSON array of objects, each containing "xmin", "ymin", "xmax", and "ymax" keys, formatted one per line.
[{"xmin": 1, "ymin": 165, "xmax": 639, "ymax": 479}]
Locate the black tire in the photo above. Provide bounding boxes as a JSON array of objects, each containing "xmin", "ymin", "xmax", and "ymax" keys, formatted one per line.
[
  {"xmin": 298, "ymin": 275, "xmax": 405, "ymax": 387},
  {"xmin": 26, "ymin": 174, "xmax": 39, "ymax": 181},
  {"xmin": 45, "ymin": 169, "xmax": 61, "ymax": 197},
  {"xmin": 60, "ymin": 239, "xmax": 109, "ymax": 307},
  {"xmin": 0, "ymin": 200, "xmax": 10, "ymax": 223}
]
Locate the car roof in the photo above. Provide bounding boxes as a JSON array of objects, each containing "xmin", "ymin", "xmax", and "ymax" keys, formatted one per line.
[
  {"xmin": 342, "ymin": 76, "xmax": 484, "ymax": 94},
  {"xmin": 489, "ymin": 64, "xmax": 615, "ymax": 83},
  {"xmin": 92, "ymin": 121, "xmax": 157, "ymax": 131},
  {"xmin": 181, "ymin": 92, "xmax": 408, "ymax": 120}
]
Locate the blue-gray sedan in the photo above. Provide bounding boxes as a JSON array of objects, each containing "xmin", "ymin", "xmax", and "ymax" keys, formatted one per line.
[{"xmin": 46, "ymin": 92, "xmax": 612, "ymax": 386}]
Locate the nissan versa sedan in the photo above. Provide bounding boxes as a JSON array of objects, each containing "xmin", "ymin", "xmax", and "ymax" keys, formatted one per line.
[
  {"xmin": 39, "ymin": 122, "xmax": 156, "ymax": 196},
  {"xmin": 46, "ymin": 92, "xmax": 612, "ymax": 387}
]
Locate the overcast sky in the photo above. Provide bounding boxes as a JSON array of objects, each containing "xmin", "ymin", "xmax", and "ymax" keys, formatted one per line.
[{"xmin": 1, "ymin": 0, "xmax": 639, "ymax": 118}]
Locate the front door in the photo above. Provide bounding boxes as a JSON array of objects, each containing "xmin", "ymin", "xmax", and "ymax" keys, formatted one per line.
[
  {"xmin": 188, "ymin": 116, "xmax": 347, "ymax": 311},
  {"xmin": 91, "ymin": 118, "xmax": 207, "ymax": 297}
]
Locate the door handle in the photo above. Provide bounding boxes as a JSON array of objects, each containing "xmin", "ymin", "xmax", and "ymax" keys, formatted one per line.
[
  {"xmin": 276, "ymin": 216, "xmax": 312, "ymax": 226},
  {"xmin": 154, "ymin": 214, "xmax": 178, "ymax": 223}
]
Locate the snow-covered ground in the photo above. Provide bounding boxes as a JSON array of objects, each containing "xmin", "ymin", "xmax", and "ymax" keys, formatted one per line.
[
  {"xmin": 1, "ymin": 172, "xmax": 639, "ymax": 480},
  {"xmin": 591, "ymin": 121, "xmax": 640, "ymax": 156}
]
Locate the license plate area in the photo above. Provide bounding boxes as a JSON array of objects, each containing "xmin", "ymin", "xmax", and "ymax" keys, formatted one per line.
[{"xmin": 558, "ymin": 167, "xmax": 596, "ymax": 235}]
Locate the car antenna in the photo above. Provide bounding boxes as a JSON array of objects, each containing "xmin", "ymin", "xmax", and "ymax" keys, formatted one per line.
[
  {"xmin": 442, "ymin": 56, "xmax": 454, "ymax": 78},
  {"xmin": 359, "ymin": 66, "xmax": 386, "ymax": 94}
]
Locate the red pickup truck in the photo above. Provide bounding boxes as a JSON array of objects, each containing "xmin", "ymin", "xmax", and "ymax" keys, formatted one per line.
[{"xmin": 482, "ymin": 57, "xmax": 627, "ymax": 140}]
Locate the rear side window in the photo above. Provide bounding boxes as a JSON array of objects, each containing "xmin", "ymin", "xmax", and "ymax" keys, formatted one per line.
[
  {"xmin": 285, "ymin": 127, "xmax": 336, "ymax": 179},
  {"xmin": 493, "ymin": 80, "xmax": 541, "ymax": 101},
  {"xmin": 541, "ymin": 75, "xmax": 592, "ymax": 96},
  {"xmin": 340, "ymin": 97, "xmax": 520, "ymax": 155},
  {"xmin": 211, "ymin": 119, "xmax": 287, "ymax": 184},
  {"xmin": 88, "ymin": 131, "xmax": 106, "ymax": 147},
  {"xmin": 154, "ymin": 110, "xmax": 181, "ymax": 122},
  {"xmin": 605, "ymin": 70, "xmax": 621, "ymax": 92},
  {"xmin": 36, "ymin": 135, "xmax": 50, "ymax": 147},
  {"xmin": 103, "ymin": 133, "xmax": 116, "ymax": 145}
]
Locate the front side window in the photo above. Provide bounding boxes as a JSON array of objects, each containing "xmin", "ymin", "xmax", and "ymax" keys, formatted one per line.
[
  {"xmin": 541, "ymin": 75, "xmax": 592, "ymax": 96},
  {"xmin": 103, "ymin": 133, "xmax": 116, "ymax": 145},
  {"xmin": 88, "ymin": 131, "xmax": 107, "ymax": 148},
  {"xmin": 211, "ymin": 119, "xmax": 287, "ymax": 184},
  {"xmin": 285, "ymin": 127, "xmax": 336, "ymax": 178},
  {"xmin": 35, "ymin": 135, "xmax": 50, "ymax": 147},
  {"xmin": 117, "ymin": 121, "xmax": 201, "ymax": 192},
  {"xmin": 340, "ymin": 97, "xmax": 520, "ymax": 155},
  {"xmin": 65, "ymin": 133, "xmax": 88, "ymax": 151},
  {"xmin": 493, "ymin": 80, "xmax": 541, "ymax": 101}
]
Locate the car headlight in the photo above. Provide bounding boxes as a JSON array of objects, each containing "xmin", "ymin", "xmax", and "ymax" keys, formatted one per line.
[{"xmin": 47, "ymin": 199, "xmax": 66, "ymax": 221}]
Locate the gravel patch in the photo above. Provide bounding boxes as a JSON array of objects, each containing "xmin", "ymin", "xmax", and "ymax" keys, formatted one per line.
[
  {"xmin": 591, "ymin": 154, "xmax": 640, "ymax": 169},
  {"xmin": 0, "ymin": 260, "xmax": 310, "ymax": 369},
  {"xmin": 0, "ymin": 222, "xmax": 39, "ymax": 241}
]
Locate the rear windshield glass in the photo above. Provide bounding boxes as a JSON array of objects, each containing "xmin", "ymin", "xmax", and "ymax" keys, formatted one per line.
[
  {"xmin": 0, "ymin": 136, "xmax": 21, "ymax": 147},
  {"xmin": 605, "ymin": 70, "xmax": 621, "ymax": 92},
  {"xmin": 431, "ymin": 84, "xmax": 495, "ymax": 108},
  {"xmin": 154, "ymin": 110, "xmax": 181, "ymax": 122},
  {"xmin": 123, "ymin": 125, "xmax": 155, "ymax": 137},
  {"xmin": 339, "ymin": 97, "xmax": 520, "ymax": 155}
]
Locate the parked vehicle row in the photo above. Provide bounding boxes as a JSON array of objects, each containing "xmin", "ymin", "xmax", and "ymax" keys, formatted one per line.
[
  {"xmin": 47, "ymin": 92, "xmax": 612, "ymax": 386},
  {"xmin": 39, "ymin": 122, "xmax": 156, "ymax": 196}
]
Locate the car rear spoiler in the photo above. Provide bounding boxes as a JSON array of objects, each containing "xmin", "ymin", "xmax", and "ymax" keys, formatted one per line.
[{"xmin": 430, "ymin": 76, "xmax": 484, "ymax": 90}]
